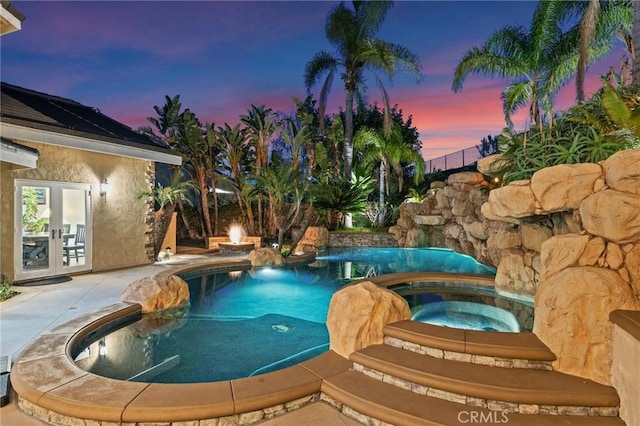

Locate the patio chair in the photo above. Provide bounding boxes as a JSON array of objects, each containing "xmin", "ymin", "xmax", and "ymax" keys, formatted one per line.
[{"xmin": 63, "ymin": 224, "xmax": 85, "ymax": 265}]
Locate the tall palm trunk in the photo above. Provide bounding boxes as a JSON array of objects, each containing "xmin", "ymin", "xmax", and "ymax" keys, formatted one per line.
[
  {"xmin": 195, "ymin": 167, "xmax": 212, "ymax": 236},
  {"xmin": 209, "ymin": 176, "xmax": 219, "ymax": 235},
  {"xmin": 634, "ymin": 0, "xmax": 640, "ymax": 82},
  {"xmin": 176, "ymin": 196, "xmax": 200, "ymax": 239},
  {"xmin": 577, "ymin": 0, "xmax": 600, "ymax": 102},
  {"xmin": 306, "ymin": 139, "xmax": 316, "ymax": 180},
  {"xmin": 343, "ymin": 87, "xmax": 355, "ymax": 228},
  {"xmin": 344, "ymin": 89, "xmax": 355, "ymax": 179},
  {"xmin": 154, "ymin": 204, "xmax": 176, "ymax": 259},
  {"xmin": 378, "ymin": 161, "xmax": 386, "ymax": 228}
]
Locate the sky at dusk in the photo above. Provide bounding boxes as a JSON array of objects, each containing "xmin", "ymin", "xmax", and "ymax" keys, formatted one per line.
[{"xmin": 1, "ymin": 1, "xmax": 630, "ymax": 160}]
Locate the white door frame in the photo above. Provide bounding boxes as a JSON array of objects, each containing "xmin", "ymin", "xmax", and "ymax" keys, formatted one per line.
[{"xmin": 14, "ymin": 179, "xmax": 92, "ymax": 281}]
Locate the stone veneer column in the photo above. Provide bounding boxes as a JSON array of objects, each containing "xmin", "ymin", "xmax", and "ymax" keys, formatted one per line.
[{"xmin": 143, "ymin": 162, "xmax": 156, "ymax": 262}]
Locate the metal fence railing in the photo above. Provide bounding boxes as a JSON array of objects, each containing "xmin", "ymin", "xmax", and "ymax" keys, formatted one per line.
[{"xmin": 425, "ymin": 142, "xmax": 497, "ymax": 174}]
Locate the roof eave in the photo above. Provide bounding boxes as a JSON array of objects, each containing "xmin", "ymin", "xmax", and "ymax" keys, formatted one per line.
[
  {"xmin": 1, "ymin": 138, "xmax": 39, "ymax": 168},
  {"xmin": 1, "ymin": 1, "xmax": 25, "ymax": 35},
  {"xmin": 0, "ymin": 122, "xmax": 182, "ymax": 166}
]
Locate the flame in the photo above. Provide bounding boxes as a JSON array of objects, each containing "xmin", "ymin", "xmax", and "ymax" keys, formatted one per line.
[{"xmin": 228, "ymin": 224, "xmax": 245, "ymax": 244}]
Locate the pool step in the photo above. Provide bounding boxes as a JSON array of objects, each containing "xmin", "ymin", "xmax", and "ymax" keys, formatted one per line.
[
  {"xmin": 321, "ymin": 370, "xmax": 625, "ymax": 426},
  {"xmin": 384, "ymin": 320, "xmax": 556, "ymax": 370},
  {"xmin": 350, "ymin": 344, "xmax": 619, "ymax": 416}
]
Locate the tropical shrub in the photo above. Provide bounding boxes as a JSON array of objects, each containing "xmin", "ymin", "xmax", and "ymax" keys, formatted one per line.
[
  {"xmin": 310, "ymin": 173, "xmax": 375, "ymax": 231},
  {"xmin": 0, "ymin": 275, "xmax": 17, "ymax": 302},
  {"xmin": 496, "ymin": 77, "xmax": 639, "ymax": 184}
]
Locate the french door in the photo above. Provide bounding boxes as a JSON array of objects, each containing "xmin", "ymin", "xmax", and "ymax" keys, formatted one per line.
[{"xmin": 15, "ymin": 180, "xmax": 92, "ymax": 281}]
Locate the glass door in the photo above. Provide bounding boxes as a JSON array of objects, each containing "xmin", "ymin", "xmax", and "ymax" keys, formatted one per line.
[{"xmin": 15, "ymin": 180, "xmax": 92, "ymax": 281}]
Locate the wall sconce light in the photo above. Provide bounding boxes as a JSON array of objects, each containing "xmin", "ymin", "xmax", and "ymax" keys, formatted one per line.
[
  {"xmin": 98, "ymin": 339, "xmax": 107, "ymax": 356},
  {"xmin": 99, "ymin": 178, "xmax": 110, "ymax": 196}
]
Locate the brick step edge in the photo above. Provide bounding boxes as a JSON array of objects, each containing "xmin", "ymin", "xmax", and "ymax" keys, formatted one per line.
[
  {"xmin": 353, "ymin": 363, "xmax": 618, "ymax": 417},
  {"xmin": 321, "ymin": 370, "xmax": 624, "ymax": 426},
  {"xmin": 384, "ymin": 335, "xmax": 554, "ymax": 370}
]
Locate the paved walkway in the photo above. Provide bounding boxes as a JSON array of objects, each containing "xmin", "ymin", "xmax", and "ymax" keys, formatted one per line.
[{"xmin": 0, "ymin": 253, "xmax": 360, "ymax": 425}]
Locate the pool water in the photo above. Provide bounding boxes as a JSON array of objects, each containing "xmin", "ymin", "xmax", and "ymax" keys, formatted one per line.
[
  {"xmin": 393, "ymin": 283, "xmax": 534, "ymax": 332},
  {"xmin": 74, "ymin": 248, "xmax": 501, "ymax": 383}
]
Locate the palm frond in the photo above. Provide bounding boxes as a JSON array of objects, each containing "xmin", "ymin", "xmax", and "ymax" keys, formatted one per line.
[{"xmin": 501, "ymin": 81, "xmax": 533, "ymax": 126}]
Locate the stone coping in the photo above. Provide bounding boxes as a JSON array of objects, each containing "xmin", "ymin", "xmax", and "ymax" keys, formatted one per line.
[
  {"xmin": 11, "ymin": 256, "xmax": 555, "ymax": 424},
  {"xmin": 384, "ymin": 320, "xmax": 556, "ymax": 361},
  {"xmin": 359, "ymin": 271, "xmax": 497, "ymax": 288},
  {"xmin": 155, "ymin": 251, "xmax": 315, "ymax": 280},
  {"xmin": 351, "ymin": 344, "xmax": 620, "ymax": 407},
  {"xmin": 610, "ymin": 310, "xmax": 640, "ymax": 341},
  {"xmin": 360, "ymin": 272, "xmax": 551, "ymax": 361},
  {"xmin": 321, "ymin": 371, "xmax": 625, "ymax": 426},
  {"xmin": 11, "ymin": 301, "xmax": 352, "ymax": 423}
]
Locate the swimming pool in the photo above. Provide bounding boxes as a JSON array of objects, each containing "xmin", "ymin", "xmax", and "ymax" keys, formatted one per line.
[{"xmin": 73, "ymin": 248, "xmax": 500, "ymax": 383}]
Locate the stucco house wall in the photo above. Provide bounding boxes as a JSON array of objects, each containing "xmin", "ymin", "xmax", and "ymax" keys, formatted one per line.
[
  {"xmin": 1, "ymin": 141, "xmax": 156, "ymax": 280},
  {"xmin": 1, "ymin": 81, "xmax": 181, "ymax": 282}
]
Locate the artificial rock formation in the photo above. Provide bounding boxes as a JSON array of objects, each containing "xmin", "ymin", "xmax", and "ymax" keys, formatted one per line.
[
  {"xmin": 487, "ymin": 149, "xmax": 640, "ymax": 385},
  {"xmin": 294, "ymin": 226, "xmax": 329, "ymax": 254},
  {"xmin": 121, "ymin": 274, "xmax": 190, "ymax": 313},
  {"xmin": 390, "ymin": 148, "xmax": 640, "ymax": 384},
  {"xmin": 534, "ymin": 266, "xmax": 640, "ymax": 384},
  {"xmin": 389, "ymin": 172, "xmax": 492, "ymax": 263},
  {"xmin": 326, "ymin": 281, "xmax": 411, "ymax": 358},
  {"xmin": 248, "ymin": 247, "xmax": 284, "ymax": 266}
]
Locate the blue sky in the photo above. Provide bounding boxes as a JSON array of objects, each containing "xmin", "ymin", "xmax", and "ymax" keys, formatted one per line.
[{"xmin": 1, "ymin": 1, "xmax": 628, "ymax": 159}]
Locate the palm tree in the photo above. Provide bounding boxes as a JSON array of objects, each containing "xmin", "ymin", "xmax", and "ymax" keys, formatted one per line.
[
  {"xmin": 147, "ymin": 95, "xmax": 200, "ymax": 239},
  {"xmin": 147, "ymin": 95, "xmax": 182, "ymax": 145},
  {"xmin": 354, "ymin": 124, "xmax": 425, "ymax": 226},
  {"xmin": 240, "ymin": 105, "xmax": 280, "ymax": 236},
  {"xmin": 569, "ymin": 0, "xmax": 632, "ymax": 102},
  {"xmin": 175, "ymin": 109, "xmax": 215, "ymax": 237},
  {"xmin": 634, "ymin": 1, "xmax": 640, "ymax": 82},
  {"xmin": 453, "ymin": 1, "xmax": 614, "ymax": 128},
  {"xmin": 304, "ymin": 0, "xmax": 423, "ymax": 183},
  {"xmin": 138, "ymin": 170, "xmax": 196, "ymax": 259},
  {"xmin": 292, "ymin": 96, "xmax": 321, "ymax": 179},
  {"xmin": 258, "ymin": 160, "xmax": 305, "ymax": 248},
  {"xmin": 215, "ymin": 123, "xmax": 257, "ymax": 235},
  {"xmin": 205, "ymin": 123, "xmax": 223, "ymax": 235}
]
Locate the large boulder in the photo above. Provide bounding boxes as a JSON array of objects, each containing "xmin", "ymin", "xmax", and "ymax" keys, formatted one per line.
[
  {"xmin": 534, "ymin": 266, "xmax": 640, "ymax": 385},
  {"xmin": 530, "ymin": 163, "xmax": 602, "ymax": 212},
  {"xmin": 248, "ymin": 247, "xmax": 284, "ymax": 266},
  {"xmin": 295, "ymin": 226, "xmax": 329, "ymax": 254},
  {"xmin": 404, "ymin": 228, "xmax": 429, "ymax": 247},
  {"xmin": 326, "ymin": 281, "xmax": 411, "ymax": 358},
  {"xmin": 482, "ymin": 180, "xmax": 536, "ymax": 220},
  {"xmin": 447, "ymin": 172, "xmax": 485, "ymax": 185},
  {"xmin": 540, "ymin": 234, "xmax": 590, "ymax": 281},
  {"xmin": 122, "ymin": 275, "xmax": 190, "ymax": 313},
  {"xmin": 580, "ymin": 190, "xmax": 640, "ymax": 244},
  {"xmin": 476, "ymin": 154, "xmax": 504, "ymax": 176},
  {"xmin": 495, "ymin": 249, "xmax": 537, "ymax": 296},
  {"xmin": 602, "ymin": 148, "xmax": 640, "ymax": 195},
  {"xmin": 520, "ymin": 222, "xmax": 553, "ymax": 252},
  {"xmin": 625, "ymin": 244, "xmax": 640, "ymax": 299}
]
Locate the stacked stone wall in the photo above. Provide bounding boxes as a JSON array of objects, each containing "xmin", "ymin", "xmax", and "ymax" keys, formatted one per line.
[{"xmin": 328, "ymin": 232, "xmax": 397, "ymax": 247}]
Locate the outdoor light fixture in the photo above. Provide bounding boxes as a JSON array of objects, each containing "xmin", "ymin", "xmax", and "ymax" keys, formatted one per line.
[{"xmin": 99, "ymin": 178, "xmax": 110, "ymax": 196}]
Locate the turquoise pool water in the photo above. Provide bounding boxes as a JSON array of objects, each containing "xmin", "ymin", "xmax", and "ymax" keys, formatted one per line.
[{"xmin": 73, "ymin": 247, "xmax": 500, "ymax": 383}]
